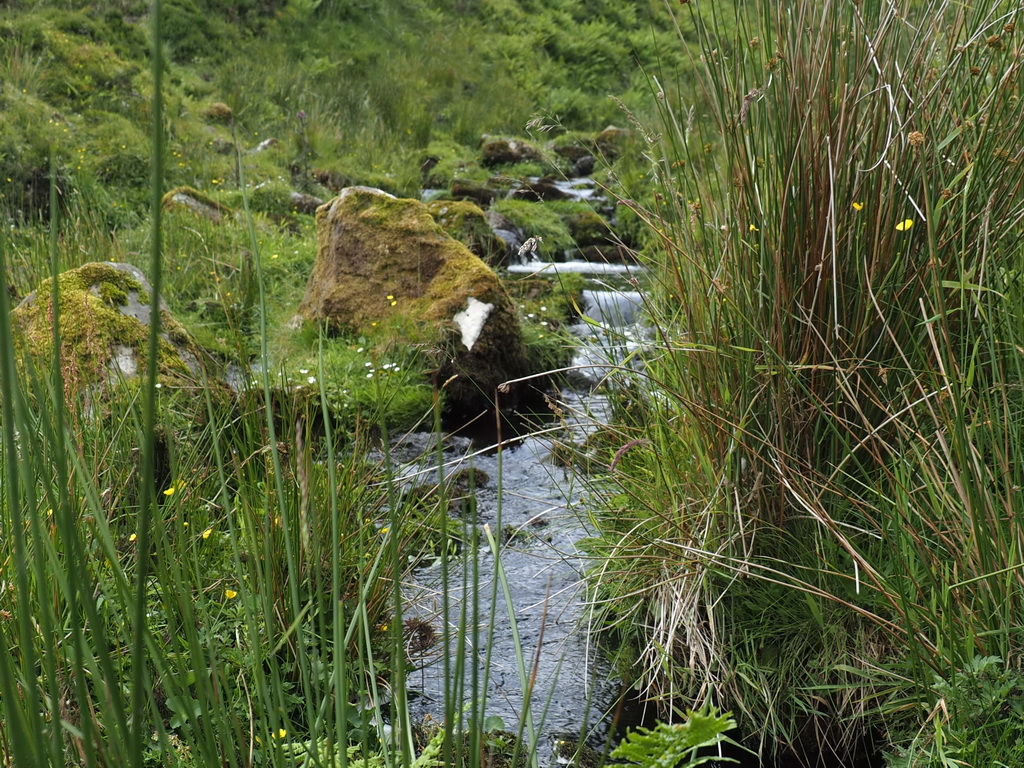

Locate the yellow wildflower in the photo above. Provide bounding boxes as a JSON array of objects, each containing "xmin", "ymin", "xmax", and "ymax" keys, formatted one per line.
[
  {"xmin": 895, "ymin": 219, "xmax": 914, "ymax": 232},
  {"xmin": 852, "ymin": 202, "xmax": 864, "ymax": 211},
  {"xmin": 225, "ymin": 589, "xmax": 238, "ymax": 599}
]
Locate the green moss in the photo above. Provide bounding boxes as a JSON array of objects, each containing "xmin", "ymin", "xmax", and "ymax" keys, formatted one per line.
[
  {"xmin": 12, "ymin": 263, "xmax": 200, "ymax": 396},
  {"xmin": 565, "ymin": 208, "xmax": 609, "ymax": 246},
  {"xmin": 420, "ymin": 139, "xmax": 483, "ymax": 188},
  {"xmin": 96, "ymin": 281, "xmax": 129, "ymax": 307},
  {"xmin": 507, "ymin": 160, "xmax": 551, "ymax": 178},
  {"xmin": 507, "ymin": 269, "xmax": 585, "ymax": 376},
  {"xmin": 426, "ymin": 199, "xmax": 505, "ymax": 264},
  {"xmin": 552, "ymin": 737, "xmax": 604, "ymax": 768},
  {"xmin": 491, "ymin": 199, "xmax": 575, "ymax": 254}
]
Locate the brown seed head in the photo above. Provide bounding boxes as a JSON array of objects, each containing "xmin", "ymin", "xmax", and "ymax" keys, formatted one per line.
[{"xmin": 908, "ymin": 131, "xmax": 925, "ymax": 148}]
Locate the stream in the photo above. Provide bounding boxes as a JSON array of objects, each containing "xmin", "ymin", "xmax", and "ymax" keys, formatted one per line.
[{"xmin": 391, "ymin": 264, "xmax": 649, "ymax": 766}]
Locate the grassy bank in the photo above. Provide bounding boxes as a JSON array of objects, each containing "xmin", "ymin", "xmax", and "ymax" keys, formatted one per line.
[
  {"xmin": 0, "ymin": 2, "xmax": 638, "ymax": 766},
  {"xmin": 581, "ymin": 1, "xmax": 1024, "ymax": 765}
]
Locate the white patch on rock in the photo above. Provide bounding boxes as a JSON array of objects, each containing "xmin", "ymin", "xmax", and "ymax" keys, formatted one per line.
[
  {"xmin": 109, "ymin": 345, "xmax": 137, "ymax": 377},
  {"xmin": 453, "ymin": 297, "xmax": 493, "ymax": 351}
]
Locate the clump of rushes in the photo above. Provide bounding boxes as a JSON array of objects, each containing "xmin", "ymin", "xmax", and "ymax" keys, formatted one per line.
[{"xmin": 584, "ymin": 1, "xmax": 1024, "ymax": 766}]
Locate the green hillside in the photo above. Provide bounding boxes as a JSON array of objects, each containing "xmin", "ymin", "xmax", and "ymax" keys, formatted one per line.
[{"xmin": 0, "ymin": 0, "xmax": 689, "ymax": 229}]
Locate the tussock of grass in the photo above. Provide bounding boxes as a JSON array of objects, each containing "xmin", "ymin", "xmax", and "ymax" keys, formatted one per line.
[{"xmin": 583, "ymin": 1, "xmax": 1024, "ymax": 765}]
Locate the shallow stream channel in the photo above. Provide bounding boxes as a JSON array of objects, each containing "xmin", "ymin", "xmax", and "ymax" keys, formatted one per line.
[{"xmin": 384, "ymin": 263, "xmax": 650, "ymax": 768}]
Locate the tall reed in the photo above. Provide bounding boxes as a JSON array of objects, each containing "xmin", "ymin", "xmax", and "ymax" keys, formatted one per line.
[
  {"xmin": 0, "ymin": 2, "xmax": 541, "ymax": 766},
  {"xmin": 585, "ymin": 0, "xmax": 1024, "ymax": 764}
]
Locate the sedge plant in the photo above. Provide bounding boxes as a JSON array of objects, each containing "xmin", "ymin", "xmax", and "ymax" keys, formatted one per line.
[{"xmin": 583, "ymin": 0, "xmax": 1024, "ymax": 765}]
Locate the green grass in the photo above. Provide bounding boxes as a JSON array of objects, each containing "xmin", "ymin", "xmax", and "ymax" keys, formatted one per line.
[
  {"xmin": 581, "ymin": 0, "xmax": 1024, "ymax": 765},
  {"xmin": 0, "ymin": 6, "xmax": 517, "ymax": 767}
]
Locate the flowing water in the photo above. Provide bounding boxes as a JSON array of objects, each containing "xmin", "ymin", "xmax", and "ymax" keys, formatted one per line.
[
  {"xmin": 392, "ymin": 268, "xmax": 650, "ymax": 766},
  {"xmin": 398, "ymin": 394, "xmax": 619, "ymax": 763}
]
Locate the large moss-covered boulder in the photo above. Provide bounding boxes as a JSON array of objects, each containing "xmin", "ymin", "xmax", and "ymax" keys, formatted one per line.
[
  {"xmin": 12, "ymin": 262, "xmax": 207, "ymax": 401},
  {"xmin": 297, "ymin": 187, "xmax": 531, "ymax": 414}
]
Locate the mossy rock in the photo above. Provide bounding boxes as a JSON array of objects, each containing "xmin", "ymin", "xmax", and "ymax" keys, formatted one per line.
[
  {"xmin": 450, "ymin": 178, "xmax": 502, "ymax": 207},
  {"xmin": 242, "ymin": 181, "xmax": 323, "ymax": 217},
  {"xmin": 427, "ymin": 200, "xmax": 507, "ymax": 266},
  {"xmin": 552, "ymin": 736, "xmax": 605, "ymax": 768},
  {"xmin": 509, "ymin": 177, "xmax": 572, "ymax": 202},
  {"xmin": 553, "ymin": 141, "xmax": 593, "ymax": 164},
  {"xmin": 162, "ymin": 186, "xmax": 233, "ymax": 221},
  {"xmin": 11, "ymin": 262, "xmax": 212, "ymax": 403},
  {"xmin": 491, "ymin": 199, "xmax": 575, "ymax": 254},
  {"xmin": 311, "ymin": 167, "xmax": 356, "ymax": 192},
  {"xmin": 592, "ymin": 126, "xmax": 628, "ymax": 159},
  {"xmin": 201, "ymin": 101, "xmax": 233, "ymax": 124},
  {"xmin": 297, "ymin": 187, "xmax": 534, "ymax": 415},
  {"xmin": 566, "ymin": 208, "xmax": 610, "ymax": 247},
  {"xmin": 480, "ymin": 136, "xmax": 543, "ymax": 168},
  {"xmin": 414, "ymin": 722, "xmax": 529, "ymax": 768}
]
